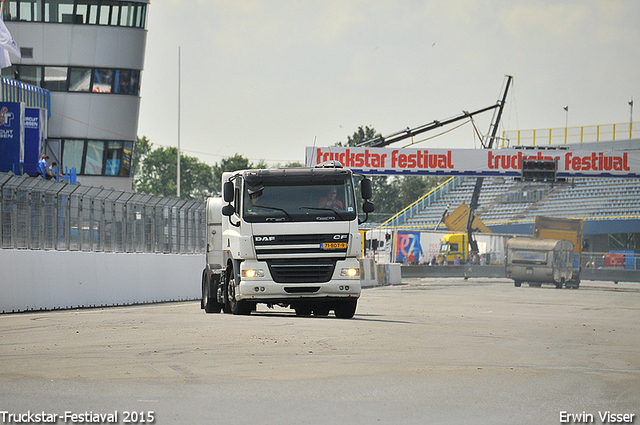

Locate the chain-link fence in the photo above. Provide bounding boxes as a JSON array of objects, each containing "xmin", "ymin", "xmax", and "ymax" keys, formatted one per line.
[{"xmin": 0, "ymin": 172, "xmax": 206, "ymax": 254}]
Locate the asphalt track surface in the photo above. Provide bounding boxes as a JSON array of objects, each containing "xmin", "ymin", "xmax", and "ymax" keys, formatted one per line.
[{"xmin": 1, "ymin": 278, "xmax": 639, "ymax": 425}]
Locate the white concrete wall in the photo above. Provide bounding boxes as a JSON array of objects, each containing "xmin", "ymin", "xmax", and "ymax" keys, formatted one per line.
[
  {"xmin": 360, "ymin": 258, "xmax": 402, "ymax": 287},
  {"xmin": 1, "ymin": 251, "xmax": 399, "ymax": 313},
  {"xmin": 0, "ymin": 250, "xmax": 203, "ymax": 313}
]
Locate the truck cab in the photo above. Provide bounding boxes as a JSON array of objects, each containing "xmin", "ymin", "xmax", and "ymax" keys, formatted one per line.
[{"xmin": 438, "ymin": 233, "xmax": 468, "ymax": 264}]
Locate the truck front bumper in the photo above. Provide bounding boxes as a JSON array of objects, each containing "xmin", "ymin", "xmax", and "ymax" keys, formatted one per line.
[{"xmin": 236, "ymin": 259, "xmax": 361, "ymax": 301}]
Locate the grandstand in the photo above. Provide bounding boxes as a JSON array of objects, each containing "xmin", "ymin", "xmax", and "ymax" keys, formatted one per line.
[{"xmin": 377, "ymin": 140, "xmax": 640, "ymax": 255}]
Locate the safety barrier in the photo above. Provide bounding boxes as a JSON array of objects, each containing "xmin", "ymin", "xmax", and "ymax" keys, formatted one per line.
[
  {"xmin": 359, "ymin": 258, "xmax": 402, "ymax": 287},
  {"xmin": 0, "ymin": 172, "xmax": 206, "ymax": 254}
]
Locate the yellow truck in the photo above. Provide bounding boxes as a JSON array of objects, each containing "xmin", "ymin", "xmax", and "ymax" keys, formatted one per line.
[{"xmin": 438, "ymin": 233, "xmax": 469, "ymax": 264}]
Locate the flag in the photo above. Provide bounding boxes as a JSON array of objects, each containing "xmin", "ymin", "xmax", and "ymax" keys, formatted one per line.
[{"xmin": 0, "ymin": 14, "xmax": 20, "ymax": 69}]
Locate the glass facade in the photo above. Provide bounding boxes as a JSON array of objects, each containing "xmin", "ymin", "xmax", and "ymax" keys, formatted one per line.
[
  {"xmin": 2, "ymin": 65, "xmax": 140, "ymax": 95},
  {"xmin": 61, "ymin": 139, "xmax": 132, "ymax": 177},
  {"xmin": 4, "ymin": 0, "xmax": 147, "ymax": 28}
]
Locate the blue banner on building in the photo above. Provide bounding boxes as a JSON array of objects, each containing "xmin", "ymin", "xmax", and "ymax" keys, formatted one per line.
[
  {"xmin": 24, "ymin": 108, "xmax": 45, "ymax": 176},
  {"xmin": 0, "ymin": 102, "xmax": 24, "ymax": 174}
]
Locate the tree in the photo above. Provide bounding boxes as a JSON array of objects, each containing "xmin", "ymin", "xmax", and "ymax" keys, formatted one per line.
[
  {"xmin": 338, "ymin": 126, "xmax": 389, "ymax": 222},
  {"xmin": 131, "ymin": 136, "xmax": 152, "ymax": 190},
  {"xmin": 133, "ymin": 139, "xmax": 273, "ymax": 200},
  {"xmin": 134, "ymin": 144, "xmax": 215, "ymax": 201},
  {"xmin": 212, "ymin": 154, "xmax": 253, "ymax": 195}
]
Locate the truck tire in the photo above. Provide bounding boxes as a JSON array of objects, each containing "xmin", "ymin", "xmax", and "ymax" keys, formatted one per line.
[
  {"xmin": 201, "ymin": 271, "xmax": 206, "ymax": 309},
  {"xmin": 203, "ymin": 272, "xmax": 222, "ymax": 314},
  {"xmin": 514, "ymin": 280, "xmax": 522, "ymax": 287},
  {"xmin": 225, "ymin": 264, "xmax": 252, "ymax": 315},
  {"xmin": 334, "ymin": 299, "xmax": 357, "ymax": 319}
]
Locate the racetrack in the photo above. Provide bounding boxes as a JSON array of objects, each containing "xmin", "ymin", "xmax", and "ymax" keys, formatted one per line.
[{"xmin": 1, "ymin": 278, "xmax": 638, "ymax": 425}]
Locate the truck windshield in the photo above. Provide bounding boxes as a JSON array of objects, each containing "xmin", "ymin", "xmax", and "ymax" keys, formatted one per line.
[{"xmin": 243, "ymin": 179, "xmax": 356, "ymax": 223}]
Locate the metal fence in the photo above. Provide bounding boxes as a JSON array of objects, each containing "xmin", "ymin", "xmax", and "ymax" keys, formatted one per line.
[
  {"xmin": 501, "ymin": 121, "xmax": 639, "ymax": 147},
  {"xmin": 0, "ymin": 172, "xmax": 206, "ymax": 254},
  {"xmin": 582, "ymin": 252, "xmax": 640, "ymax": 271}
]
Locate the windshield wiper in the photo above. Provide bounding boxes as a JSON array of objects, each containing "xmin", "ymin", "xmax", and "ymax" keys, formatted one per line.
[
  {"xmin": 299, "ymin": 207, "xmax": 346, "ymax": 220},
  {"xmin": 250, "ymin": 205, "xmax": 294, "ymax": 221}
]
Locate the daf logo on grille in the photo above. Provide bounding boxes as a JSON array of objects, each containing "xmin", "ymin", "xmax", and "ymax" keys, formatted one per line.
[
  {"xmin": 333, "ymin": 234, "xmax": 348, "ymax": 240},
  {"xmin": 255, "ymin": 236, "xmax": 276, "ymax": 242}
]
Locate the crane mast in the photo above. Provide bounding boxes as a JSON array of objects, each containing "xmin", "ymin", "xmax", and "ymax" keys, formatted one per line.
[{"xmin": 466, "ymin": 75, "xmax": 512, "ymax": 255}]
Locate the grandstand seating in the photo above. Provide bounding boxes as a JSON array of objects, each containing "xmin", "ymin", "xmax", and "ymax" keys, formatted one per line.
[{"xmin": 394, "ymin": 176, "xmax": 640, "ymax": 230}]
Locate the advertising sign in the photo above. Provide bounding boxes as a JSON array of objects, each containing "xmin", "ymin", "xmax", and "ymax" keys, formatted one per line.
[
  {"xmin": 305, "ymin": 146, "xmax": 640, "ymax": 178},
  {"xmin": 24, "ymin": 108, "xmax": 45, "ymax": 176},
  {"xmin": 0, "ymin": 102, "xmax": 24, "ymax": 174},
  {"xmin": 395, "ymin": 231, "xmax": 423, "ymax": 264}
]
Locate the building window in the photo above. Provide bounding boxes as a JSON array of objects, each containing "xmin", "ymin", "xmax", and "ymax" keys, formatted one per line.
[
  {"xmin": 4, "ymin": 0, "xmax": 147, "ymax": 29},
  {"xmin": 43, "ymin": 66, "xmax": 68, "ymax": 91},
  {"xmin": 62, "ymin": 139, "xmax": 85, "ymax": 173},
  {"xmin": 16, "ymin": 65, "xmax": 42, "ymax": 87},
  {"xmin": 20, "ymin": 47, "xmax": 34, "ymax": 58},
  {"xmin": 2, "ymin": 65, "xmax": 141, "ymax": 95},
  {"xmin": 85, "ymin": 140, "xmax": 105, "ymax": 175},
  {"xmin": 18, "ymin": 0, "xmax": 43, "ymax": 21},
  {"xmin": 113, "ymin": 69, "xmax": 139, "ymax": 94},
  {"xmin": 105, "ymin": 141, "xmax": 133, "ymax": 176},
  {"xmin": 75, "ymin": 0, "xmax": 99, "ymax": 24},
  {"xmin": 68, "ymin": 67, "xmax": 91, "ymax": 92},
  {"xmin": 92, "ymin": 68, "xmax": 113, "ymax": 93},
  {"xmin": 62, "ymin": 139, "xmax": 133, "ymax": 177},
  {"xmin": 44, "ymin": 0, "xmax": 75, "ymax": 23}
]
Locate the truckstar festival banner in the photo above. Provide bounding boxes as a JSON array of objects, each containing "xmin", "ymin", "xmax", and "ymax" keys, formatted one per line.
[{"xmin": 305, "ymin": 146, "xmax": 640, "ymax": 178}]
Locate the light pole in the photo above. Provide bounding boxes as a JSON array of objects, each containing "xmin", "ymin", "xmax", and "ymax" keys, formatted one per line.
[
  {"xmin": 630, "ymin": 98, "xmax": 634, "ymax": 140},
  {"xmin": 177, "ymin": 46, "xmax": 181, "ymax": 198},
  {"xmin": 563, "ymin": 106, "xmax": 569, "ymax": 143}
]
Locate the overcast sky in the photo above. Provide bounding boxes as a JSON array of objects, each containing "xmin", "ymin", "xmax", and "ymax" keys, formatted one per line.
[{"xmin": 137, "ymin": 0, "xmax": 640, "ymax": 166}]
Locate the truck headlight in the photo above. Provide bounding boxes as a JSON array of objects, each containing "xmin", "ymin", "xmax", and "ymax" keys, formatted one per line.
[
  {"xmin": 340, "ymin": 268, "xmax": 360, "ymax": 278},
  {"xmin": 242, "ymin": 269, "xmax": 265, "ymax": 278}
]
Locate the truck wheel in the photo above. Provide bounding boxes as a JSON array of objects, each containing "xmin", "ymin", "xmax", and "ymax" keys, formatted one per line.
[
  {"xmin": 334, "ymin": 299, "xmax": 357, "ymax": 319},
  {"xmin": 225, "ymin": 265, "xmax": 251, "ymax": 315},
  {"xmin": 203, "ymin": 272, "xmax": 222, "ymax": 314},
  {"xmin": 514, "ymin": 280, "xmax": 522, "ymax": 287},
  {"xmin": 201, "ymin": 271, "xmax": 206, "ymax": 309}
]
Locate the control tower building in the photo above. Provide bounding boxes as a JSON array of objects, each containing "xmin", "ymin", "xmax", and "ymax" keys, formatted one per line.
[{"xmin": 3, "ymin": 0, "xmax": 148, "ymax": 191}]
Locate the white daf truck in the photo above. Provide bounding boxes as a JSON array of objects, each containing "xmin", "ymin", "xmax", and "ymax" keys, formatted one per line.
[{"xmin": 201, "ymin": 163, "xmax": 374, "ymax": 318}]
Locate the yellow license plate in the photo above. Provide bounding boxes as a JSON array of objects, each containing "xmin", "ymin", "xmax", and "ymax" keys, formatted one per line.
[{"xmin": 322, "ymin": 242, "xmax": 347, "ymax": 250}]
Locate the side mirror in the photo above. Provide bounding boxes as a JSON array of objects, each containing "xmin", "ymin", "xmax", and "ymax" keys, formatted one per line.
[
  {"xmin": 360, "ymin": 178, "xmax": 372, "ymax": 200},
  {"xmin": 359, "ymin": 200, "xmax": 374, "ymax": 225},
  {"xmin": 223, "ymin": 181, "xmax": 234, "ymax": 203},
  {"xmin": 222, "ymin": 204, "xmax": 235, "ymax": 217}
]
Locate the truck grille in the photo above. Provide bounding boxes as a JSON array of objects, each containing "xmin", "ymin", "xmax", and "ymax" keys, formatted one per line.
[
  {"xmin": 267, "ymin": 258, "xmax": 336, "ymax": 283},
  {"xmin": 254, "ymin": 233, "xmax": 348, "ymax": 258}
]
